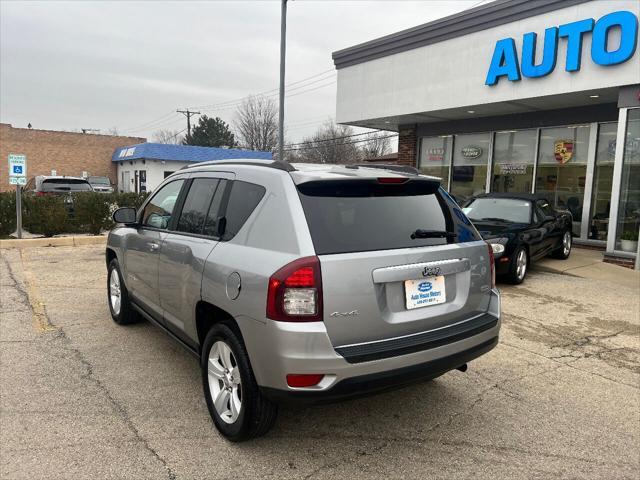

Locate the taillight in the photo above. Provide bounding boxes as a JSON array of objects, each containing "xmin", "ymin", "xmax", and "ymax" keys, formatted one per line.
[
  {"xmin": 267, "ymin": 256, "xmax": 323, "ymax": 322},
  {"xmin": 487, "ymin": 242, "xmax": 496, "ymax": 289}
]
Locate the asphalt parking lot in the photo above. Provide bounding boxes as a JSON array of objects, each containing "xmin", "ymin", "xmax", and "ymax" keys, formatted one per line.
[{"xmin": 1, "ymin": 245, "xmax": 639, "ymax": 480}]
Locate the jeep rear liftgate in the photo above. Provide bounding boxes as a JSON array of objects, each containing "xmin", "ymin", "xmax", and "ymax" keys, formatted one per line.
[{"xmin": 296, "ymin": 177, "xmax": 494, "ymax": 348}]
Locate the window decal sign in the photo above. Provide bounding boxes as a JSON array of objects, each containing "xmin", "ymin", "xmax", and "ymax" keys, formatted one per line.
[
  {"xmin": 554, "ymin": 140, "xmax": 574, "ymax": 164},
  {"xmin": 486, "ymin": 10, "xmax": 639, "ymax": 86},
  {"xmin": 461, "ymin": 146, "xmax": 483, "ymax": 159}
]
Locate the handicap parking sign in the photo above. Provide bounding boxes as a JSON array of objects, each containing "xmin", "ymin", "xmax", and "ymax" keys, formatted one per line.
[{"xmin": 8, "ymin": 154, "xmax": 27, "ymax": 185}]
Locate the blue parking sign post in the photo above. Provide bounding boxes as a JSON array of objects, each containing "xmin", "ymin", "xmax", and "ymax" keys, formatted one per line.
[{"xmin": 8, "ymin": 154, "xmax": 27, "ymax": 239}]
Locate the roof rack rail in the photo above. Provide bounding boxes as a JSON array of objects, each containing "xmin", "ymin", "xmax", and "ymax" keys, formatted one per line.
[
  {"xmin": 354, "ymin": 164, "xmax": 420, "ymax": 175},
  {"xmin": 181, "ymin": 159, "xmax": 296, "ymax": 172}
]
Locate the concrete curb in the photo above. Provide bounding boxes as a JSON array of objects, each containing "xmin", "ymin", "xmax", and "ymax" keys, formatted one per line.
[{"xmin": 0, "ymin": 235, "xmax": 107, "ymax": 249}]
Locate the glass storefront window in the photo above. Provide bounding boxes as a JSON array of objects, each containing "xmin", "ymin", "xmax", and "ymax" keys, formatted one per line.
[
  {"xmin": 419, "ymin": 136, "xmax": 452, "ymax": 188},
  {"xmin": 492, "ymin": 129, "xmax": 537, "ymax": 194},
  {"xmin": 450, "ymin": 132, "xmax": 491, "ymax": 204},
  {"xmin": 535, "ymin": 125, "xmax": 590, "ymax": 235},
  {"xmin": 588, "ymin": 123, "xmax": 617, "ymax": 241},
  {"xmin": 615, "ymin": 109, "xmax": 640, "ymax": 253}
]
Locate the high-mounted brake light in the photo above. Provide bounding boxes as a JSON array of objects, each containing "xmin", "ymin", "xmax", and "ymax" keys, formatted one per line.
[
  {"xmin": 377, "ymin": 177, "xmax": 408, "ymax": 184},
  {"xmin": 267, "ymin": 256, "xmax": 323, "ymax": 322},
  {"xmin": 487, "ymin": 242, "xmax": 496, "ymax": 289}
]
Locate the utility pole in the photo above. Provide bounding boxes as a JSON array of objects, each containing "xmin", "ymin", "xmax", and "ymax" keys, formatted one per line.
[
  {"xmin": 177, "ymin": 109, "xmax": 201, "ymax": 142},
  {"xmin": 278, "ymin": 0, "xmax": 287, "ymax": 162}
]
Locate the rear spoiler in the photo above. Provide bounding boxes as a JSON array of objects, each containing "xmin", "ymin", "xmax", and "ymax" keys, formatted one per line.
[{"xmin": 297, "ymin": 176, "xmax": 441, "ymax": 197}]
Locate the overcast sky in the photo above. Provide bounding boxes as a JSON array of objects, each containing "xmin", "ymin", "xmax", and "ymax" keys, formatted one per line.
[{"xmin": 1, "ymin": 0, "xmax": 484, "ymax": 146}]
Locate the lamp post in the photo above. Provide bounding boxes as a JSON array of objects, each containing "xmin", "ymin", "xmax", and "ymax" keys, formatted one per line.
[{"xmin": 278, "ymin": 0, "xmax": 287, "ymax": 162}]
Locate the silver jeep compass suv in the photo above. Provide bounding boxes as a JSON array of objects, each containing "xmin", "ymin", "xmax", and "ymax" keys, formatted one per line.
[{"xmin": 106, "ymin": 160, "xmax": 500, "ymax": 441}]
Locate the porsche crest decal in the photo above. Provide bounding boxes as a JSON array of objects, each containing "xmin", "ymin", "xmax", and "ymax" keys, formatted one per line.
[{"xmin": 554, "ymin": 140, "xmax": 574, "ymax": 164}]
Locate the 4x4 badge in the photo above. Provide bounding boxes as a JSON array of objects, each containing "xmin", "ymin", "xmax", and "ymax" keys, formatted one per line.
[
  {"xmin": 330, "ymin": 310, "xmax": 359, "ymax": 317},
  {"xmin": 422, "ymin": 266, "xmax": 441, "ymax": 277}
]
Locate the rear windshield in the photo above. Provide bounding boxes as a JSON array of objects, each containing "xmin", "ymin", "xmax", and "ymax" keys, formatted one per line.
[
  {"xmin": 298, "ymin": 179, "xmax": 479, "ymax": 255},
  {"xmin": 41, "ymin": 179, "xmax": 92, "ymax": 192},
  {"xmin": 88, "ymin": 176, "xmax": 110, "ymax": 185}
]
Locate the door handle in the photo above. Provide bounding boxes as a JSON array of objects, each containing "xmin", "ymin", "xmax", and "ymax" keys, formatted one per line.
[{"xmin": 148, "ymin": 242, "xmax": 160, "ymax": 252}]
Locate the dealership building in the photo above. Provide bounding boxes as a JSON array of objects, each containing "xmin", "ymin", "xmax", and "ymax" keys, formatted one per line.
[{"xmin": 333, "ymin": 0, "xmax": 640, "ymax": 263}]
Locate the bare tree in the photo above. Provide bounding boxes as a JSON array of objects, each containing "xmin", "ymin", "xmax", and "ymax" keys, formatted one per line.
[
  {"xmin": 105, "ymin": 127, "xmax": 120, "ymax": 136},
  {"xmin": 360, "ymin": 131, "xmax": 392, "ymax": 159},
  {"xmin": 153, "ymin": 129, "xmax": 183, "ymax": 144},
  {"xmin": 292, "ymin": 121, "xmax": 361, "ymax": 164},
  {"xmin": 234, "ymin": 95, "xmax": 278, "ymax": 152}
]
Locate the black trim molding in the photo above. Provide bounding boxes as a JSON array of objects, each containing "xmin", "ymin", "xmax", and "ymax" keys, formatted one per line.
[
  {"xmin": 413, "ymin": 103, "xmax": 619, "ymax": 138},
  {"xmin": 332, "ymin": 0, "xmax": 593, "ymax": 69},
  {"xmin": 335, "ymin": 313, "xmax": 498, "ymax": 363}
]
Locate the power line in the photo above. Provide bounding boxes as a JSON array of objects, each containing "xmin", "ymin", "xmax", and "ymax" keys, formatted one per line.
[
  {"xmin": 117, "ymin": 68, "xmax": 337, "ymax": 135},
  {"xmin": 121, "ymin": 111, "xmax": 178, "ymax": 133},
  {"xmin": 285, "ymin": 130, "xmax": 387, "ymax": 148},
  {"xmin": 195, "ymin": 79, "xmax": 336, "ymax": 115},
  {"xmin": 284, "ymin": 133, "xmax": 398, "ymax": 152},
  {"xmin": 190, "ymin": 68, "xmax": 335, "ymax": 110}
]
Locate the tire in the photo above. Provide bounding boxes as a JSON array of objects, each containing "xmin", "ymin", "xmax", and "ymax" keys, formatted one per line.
[
  {"xmin": 107, "ymin": 259, "xmax": 139, "ymax": 325},
  {"xmin": 552, "ymin": 230, "xmax": 572, "ymax": 260},
  {"xmin": 504, "ymin": 247, "xmax": 528, "ymax": 284},
  {"xmin": 201, "ymin": 323, "xmax": 278, "ymax": 442}
]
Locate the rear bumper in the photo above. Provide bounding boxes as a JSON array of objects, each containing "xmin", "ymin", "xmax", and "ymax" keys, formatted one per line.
[
  {"xmin": 238, "ymin": 289, "xmax": 501, "ymax": 401},
  {"xmin": 262, "ymin": 336, "xmax": 498, "ymax": 404}
]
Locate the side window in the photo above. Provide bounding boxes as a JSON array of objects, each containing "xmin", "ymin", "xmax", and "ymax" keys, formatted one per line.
[
  {"xmin": 176, "ymin": 178, "xmax": 220, "ymax": 234},
  {"xmin": 142, "ymin": 180, "xmax": 185, "ymax": 229},
  {"xmin": 221, "ymin": 181, "xmax": 266, "ymax": 241},
  {"xmin": 203, "ymin": 179, "xmax": 229, "ymax": 238},
  {"xmin": 537, "ymin": 200, "xmax": 554, "ymax": 218},
  {"xmin": 533, "ymin": 208, "xmax": 543, "ymax": 224}
]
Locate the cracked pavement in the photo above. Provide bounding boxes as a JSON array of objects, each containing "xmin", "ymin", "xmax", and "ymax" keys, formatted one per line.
[{"xmin": 1, "ymin": 245, "xmax": 639, "ymax": 479}]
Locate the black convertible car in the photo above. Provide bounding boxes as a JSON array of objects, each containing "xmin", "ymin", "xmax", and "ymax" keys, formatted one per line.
[{"xmin": 462, "ymin": 193, "xmax": 573, "ymax": 284}]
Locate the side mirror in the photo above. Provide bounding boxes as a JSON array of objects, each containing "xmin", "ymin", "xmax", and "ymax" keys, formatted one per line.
[{"xmin": 113, "ymin": 207, "xmax": 137, "ymax": 225}]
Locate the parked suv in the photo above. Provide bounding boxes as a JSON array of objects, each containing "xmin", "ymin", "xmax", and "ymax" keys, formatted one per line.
[
  {"xmin": 106, "ymin": 160, "xmax": 501, "ymax": 441},
  {"xmin": 24, "ymin": 175, "xmax": 94, "ymax": 216},
  {"xmin": 87, "ymin": 176, "xmax": 114, "ymax": 193}
]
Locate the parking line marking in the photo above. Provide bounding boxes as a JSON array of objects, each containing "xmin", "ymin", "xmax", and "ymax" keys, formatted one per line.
[{"xmin": 19, "ymin": 249, "xmax": 58, "ymax": 333}]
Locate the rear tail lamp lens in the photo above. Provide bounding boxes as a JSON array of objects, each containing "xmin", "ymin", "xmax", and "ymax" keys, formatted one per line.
[
  {"xmin": 267, "ymin": 256, "xmax": 323, "ymax": 322},
  {"xmin": 487, "ymin": 242, "xmax": 496, "ymax": 289},
  {"xmin": 286, "ymin": 374, "xmax": 324, "ymax": 388}
]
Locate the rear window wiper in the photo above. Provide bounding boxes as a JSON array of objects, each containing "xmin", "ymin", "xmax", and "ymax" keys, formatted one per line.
[{"xmin": 410, "ymin": 229, "xmax": 457, "ymax": 240}]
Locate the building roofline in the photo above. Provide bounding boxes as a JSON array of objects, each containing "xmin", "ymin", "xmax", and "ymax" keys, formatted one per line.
[
  {"xmin": 111, "ymin": 142, "xmax": 273, "ymax": 162},
  {"xmin": 0, "ymin": 123, "xmax": 146, "ymax": 141},
  {"xmin": 332, "ymin": 0, "xmax": 591, "ymax": 69}
]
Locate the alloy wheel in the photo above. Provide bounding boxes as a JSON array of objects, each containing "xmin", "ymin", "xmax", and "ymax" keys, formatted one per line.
[
  {"xmin": 109, "ymin": 269, "xmax": 121, "ymax": 315},
  {"xmin": 563, "ymin": 231, "xmax": 572, "ymax": 256},
  {"xmin": 516, "ymin": 249, "xmax": 527, "ymax": 281},
  {"xmin": 208, "ymin": 341, "xmax": 242, "ymax": 424}
]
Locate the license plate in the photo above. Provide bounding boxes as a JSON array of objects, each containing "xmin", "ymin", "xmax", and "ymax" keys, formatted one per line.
[{"xmin": 404, "ymin": 276, "xmax": 446, "ymax": 310}]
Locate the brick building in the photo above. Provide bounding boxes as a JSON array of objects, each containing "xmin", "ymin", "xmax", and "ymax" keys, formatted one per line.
[{"xmin": 0, "ymin": 123, "xmax": 145, "ymax": 192}]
